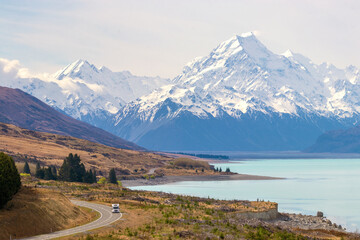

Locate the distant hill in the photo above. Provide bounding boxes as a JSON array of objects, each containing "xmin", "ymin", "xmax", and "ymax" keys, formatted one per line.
[
  {"xmin": 306, "ymin": 125, "xmax": 360, "ymax": 153},
  {"xmin": 0, "ymin": 123, "xmax": 170, "ymax": 173},
  {"xmin": 0, "ymin": 86, "xmax": 143, "ymax": 150}
]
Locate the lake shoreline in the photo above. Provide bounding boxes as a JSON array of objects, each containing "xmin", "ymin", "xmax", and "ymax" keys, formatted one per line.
[{"xmin": 122, "ymin": 173, "xmax": 282, "ymax": 187}]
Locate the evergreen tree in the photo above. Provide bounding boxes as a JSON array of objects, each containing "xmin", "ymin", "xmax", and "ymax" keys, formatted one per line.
[
  {"xmin": 0, "ymin": 152, "xmax": 21, "ymax": 208},
  {"xmin": 92, "ymin": 170, "xmax": 97, "ymax": 183},
  {"xmin": 59, "ymin": 153, "xmax": 85, "ymax": 182},
  {"xmin": 44, "ymin": 167, "xmax": 55, "ymax": 180},
  {"xmin": 58, "ymin": 157, "xmax": 72, "ymax": 181},
  {"xmin": 84, "ymin": 169, "xmax": 95, "ymax": 183},
  {"xmin": 108, "ymin": 168, "xmax": 117, "ymax": 184},
  {"xmin": 51, "ymin": 166, "xmax": 57, "ymax": 179},
  {"xmin": 225, "ymin": 167, "xmax": 230, "ymax": 173},
  {"xmin": 35, "ymin": 163, "xmax": 45, "ymax": 179},
  {"xmin": 23, "ymin": 161, "xmax": 31, "ymax": 174},
  {"xmin": 219, "ymin": 167, "xmax": 222, "ymax": 172}
]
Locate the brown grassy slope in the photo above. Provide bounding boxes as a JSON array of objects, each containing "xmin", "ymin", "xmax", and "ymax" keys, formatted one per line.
[
  {"xmin": 0, "ymin": 86, "xmax": 142, "ymax": 150},
  {"xmin": 36, "ymin": 180, "xmax": 355, "ymax": 240},
  {"xmin": 0, "ymin": 187, "xmax": 95, "ymax": 239},
  {"xmin": 0, "ymin": 123, "xmax": 172, "ymax": 175}
]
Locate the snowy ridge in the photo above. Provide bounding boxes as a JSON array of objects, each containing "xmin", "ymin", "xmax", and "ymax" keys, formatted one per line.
[
  {"xmin": 115, "ymin": 32, "xmax": 360, "ymax": 125},
  {"xmin": 2, "ymin": 33, "xmax": 360, "ymax": 151},
  {"xmin": 0, "ymin": 59, "xmax": 169, "ymax": 127},
  {"xmin": 112, "ymin": 33, "xmax": 360, "ymax": 150}
]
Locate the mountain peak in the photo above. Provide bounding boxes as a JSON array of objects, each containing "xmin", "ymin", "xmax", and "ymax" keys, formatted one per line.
[
  {"xmin": 54, "ymin": 59, "xmax": 98, "ymax": 80},
  {"xmin": 239, "ymin": 31, "xmax": 256, "ymax": 38},
  {"xmin": 212, "ymin": 32, "xmax": 263, "ymax": 56},
  {"xmin": 282, "ymin": 49, "xmax": 294, "ymax": 58}
]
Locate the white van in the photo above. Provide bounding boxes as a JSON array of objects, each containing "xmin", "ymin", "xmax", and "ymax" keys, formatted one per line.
[{"xmin": 112, "ymin": 204, "xmax": 120, "ymax": 213}]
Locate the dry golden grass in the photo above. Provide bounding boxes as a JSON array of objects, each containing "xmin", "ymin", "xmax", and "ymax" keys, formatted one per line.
[
  {"xmin": 173, "ymin": 157, "xmax": 211, "ymax": 169},
  {"xmin": 0, "ymin": 123, "xmax": 172, "ymax": 175},
  {"xmin": 16, "ymin": 161, "xmax": 37, "ymax": 174},
  {"xmin": 39, "ymin": 180, "xmax": 353, "ymax": 240},
  {"xmin": 0, "ymin": 187, "xmax": 96, "ymax": 239},
  {"xmin": 1, "ymin": 123, "xmax": 225, "ymax": 179}
]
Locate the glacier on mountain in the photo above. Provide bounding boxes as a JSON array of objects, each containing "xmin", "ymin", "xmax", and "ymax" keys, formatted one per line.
[
  {"xmin": 113, "ymin": 32, "xmax": 360, "ymax": 150},
  {"xmin": 118, "ymin": 33, "xmax": 360, "ymax": 122}
]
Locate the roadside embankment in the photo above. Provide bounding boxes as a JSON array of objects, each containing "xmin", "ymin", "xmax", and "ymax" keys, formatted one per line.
[{"xmin": 0, "ymin": 187, "xmax": 96, "ymax": 239}]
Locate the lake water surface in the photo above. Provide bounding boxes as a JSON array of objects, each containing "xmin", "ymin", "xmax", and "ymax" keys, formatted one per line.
[{"xmin": 131, "ymin": 158, "xmax": 360, "ymax": 231}]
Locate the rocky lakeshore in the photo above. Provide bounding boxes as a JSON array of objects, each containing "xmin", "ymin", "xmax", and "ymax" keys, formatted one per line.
[
  {"xmin": 241, "ymin": 212, "xmax": 360, "ymax": 239},
  {"xmin": 274, "ymin": 213, "xmax": 346, "ymax": 231}
]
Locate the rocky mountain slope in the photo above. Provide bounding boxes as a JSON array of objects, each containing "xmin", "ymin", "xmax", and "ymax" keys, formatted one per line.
[
  {"xmin": 113, "ymin": 33, "xmax": 360, "ymax": 151},
  {"xmin": 0, "ymin": 86, "xmax": 142, "ymax": 150}
]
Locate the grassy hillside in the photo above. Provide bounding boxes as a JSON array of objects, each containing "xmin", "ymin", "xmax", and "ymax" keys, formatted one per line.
[
  {"xmin": 0, "ymin": 123, "xmax": 172, "ymax": 177},
  {"xmin": 0, "ymin": 86, "xmax": 142, "ymax": 150},
  {"xmin": 0, "ymin": 187, "xmax": 96, "ymax": 239},
  {"xmin": 26, "ymin": 179, "xmax": 355, "ymax": 240}
]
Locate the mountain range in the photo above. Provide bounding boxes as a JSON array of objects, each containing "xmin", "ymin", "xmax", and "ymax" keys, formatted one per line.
[
  {"xmin": 113, "ymin": 33, "xmax": 360, "ymax": 150},
  {"xmin": 2, "ymin": 32, "xmax": 360, "ymax": 151},
  {"xmin": 1, "ymin": 59, "xmax": 169, "ymax": 130}
]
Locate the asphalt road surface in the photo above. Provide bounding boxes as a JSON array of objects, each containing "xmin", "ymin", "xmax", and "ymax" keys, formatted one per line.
[{"xmin": 20, "ymin": 200, "xmax": 122, "ymax": 240}]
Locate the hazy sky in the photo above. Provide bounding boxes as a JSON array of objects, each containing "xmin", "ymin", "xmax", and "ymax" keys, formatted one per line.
[{"xmin": 1, "ymin": 0, "xmax": 359, "ymax": 78}]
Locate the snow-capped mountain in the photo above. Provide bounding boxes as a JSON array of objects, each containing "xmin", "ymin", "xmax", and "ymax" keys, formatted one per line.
[
  {"xmin": 0, "ymin": 59, "xmax": 169, "ymax": 130},
  {"xmin": 113, "ymin": 32, "xmax": 360, "ymax": 151}
]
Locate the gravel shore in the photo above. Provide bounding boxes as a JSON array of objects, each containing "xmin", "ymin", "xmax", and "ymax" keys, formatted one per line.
[{"xmin": 122, "ymin": 173, "xmax": 282, "ymax": 187}]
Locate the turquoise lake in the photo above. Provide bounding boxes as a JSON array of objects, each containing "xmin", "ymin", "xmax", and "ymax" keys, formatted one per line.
[{"xmin": 130, "ymin": 158, "xmax": 360, "ymax": 231}]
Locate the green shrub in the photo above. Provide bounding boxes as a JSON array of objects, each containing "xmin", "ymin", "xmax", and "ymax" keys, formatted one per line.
[
  {"xmin": 97, "ymin": 177, "xmax": 107, "ymax": 184},
  {"xmin": 20, "ymin": 173, "xmax": 30, "ymax": 177},
  {"xmin": 0, "ymin": 152, "xmax": 21, "ymax": 208}
]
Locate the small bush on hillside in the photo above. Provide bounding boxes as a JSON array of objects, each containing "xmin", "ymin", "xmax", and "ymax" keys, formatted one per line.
[
  {"xmin": 98, "ymin": 177, "xmax": 107, "ymax": 184},
  {"xmin": 20, "ymin": 173, "xmax": 30, "ymax": 177},
  {"xmin": 0, "ymin": 152, "xmax": 21, "ymax": 208}
]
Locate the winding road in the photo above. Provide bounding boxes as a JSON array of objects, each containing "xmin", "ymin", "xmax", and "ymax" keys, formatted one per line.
[{"xmin": 21, "ymin": 200, "xmax": 122, "ymax": 240}]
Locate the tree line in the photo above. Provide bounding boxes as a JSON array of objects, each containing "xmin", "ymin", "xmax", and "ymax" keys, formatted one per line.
[
  {"xmin": 0, "ymin": 152, "xmax": 119, "ymax": 209},
  {"xmin": 214, "ymin": 167, "xmax": 231, "ymax": 173},
  {"xmin": 28, "ymin": 153, "xmax": 118, "ymax": 184}
]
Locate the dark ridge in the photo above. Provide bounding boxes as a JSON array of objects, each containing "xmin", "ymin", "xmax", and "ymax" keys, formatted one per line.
[{"xmin": 0, "ymin": 86, "xmax": 144, "ymax": 151}]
